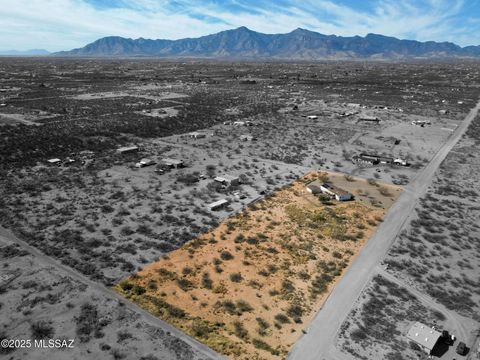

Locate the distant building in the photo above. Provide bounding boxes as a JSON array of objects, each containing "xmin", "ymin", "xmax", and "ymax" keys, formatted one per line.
[
  {"xmin": 135, "ymin": 158, "xmax": 156, "ymax": 168},
  {"xmin": 47, "ymin": 158, "xmax": 61, "ymax": 164},
  {"xmin": 188, "ymin": 131, "xmax": 207, "ymax": 139},
  {"xmin": 161, "ymin": 158, "xmax": 184, "ymax": 169},
  {"xmin": 207, "ymin": 198, "xmax": 229, "ymax": 211},
  {"xmin": 240, "ymin": 135, "xmax": 255, "ymax": 141},
  {"xmin": 116, "ymin": 146, "xmax": 139, "ymax": 154},
  {"xmin": 393, "ymin": 158, "xmax": 409, "ymax": 166},
  {"xmin": 358, "ymin": 116, "xmax": 380, "ymax": 124},
  {"xmin": 352, "ymin": 153, "xmax": 393, "ymax": 165},
  {"xmin": 306, "ymin": 180, "xmax": 352, "ymax": 201},
  {"xmin": 411, "ymin": 120, "xmax": 431, "ymax": 127},
  {"xmin": 214, "ymin": 174, "xmax": 240, "ymax": 186},
  {"xmin": 233, "ymin": 121, "xmax": 253, "ymax": 127},
  {"xmin": 406, "ymin": 322, "xmax": 442, "ymax": 355}
]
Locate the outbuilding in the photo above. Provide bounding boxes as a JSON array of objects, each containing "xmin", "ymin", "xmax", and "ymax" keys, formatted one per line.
[
  {"xmin": 188, "ymin": 131, "xmax": 207, "ymax": 139},
  {"xmin": 406, "ymin": 322, "xmax": 442, "ymax": 355},
  {"xmin": 207, "ymin": 199, "xmax": 229, "ymax": 211},
  {"xmin": 47, "ymin": 158, "xmax": 61, "ymax": 165},
  {"xmin": 116, "ymin": 146, "xmax": 139, "ymax": 154},
  {"xmin": 161, "ymin": 158, "xmax": 184, "ymax": 169}
]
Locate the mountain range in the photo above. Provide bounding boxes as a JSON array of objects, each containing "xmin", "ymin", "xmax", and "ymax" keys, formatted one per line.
[
  {"xmin": 0, "ymin": 49, "xmax": 50, "ymax": 56},
  {"xmin": 55, "ymin": 27, "xmax": 480, "ymax": 59}
]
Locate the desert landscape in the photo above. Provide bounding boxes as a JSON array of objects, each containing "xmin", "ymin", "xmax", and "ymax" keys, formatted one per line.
[{"xmin": 0, "ymin": 57, "xmax": 479, "ymax": 360}]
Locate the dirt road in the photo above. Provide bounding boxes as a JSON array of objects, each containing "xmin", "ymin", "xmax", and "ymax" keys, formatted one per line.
[{"xmin": 288, "ymin": 100, "xmax": 480, "ymax": 360}]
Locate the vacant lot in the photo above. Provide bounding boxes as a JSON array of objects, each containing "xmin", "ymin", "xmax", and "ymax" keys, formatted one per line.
[
  {"xmin": 116, "ymin": 172, "xmax": 401, "ymax": 359},
  {"xmin": 0, "ymin": 235, "xmax": 211, "ymax": 360}
]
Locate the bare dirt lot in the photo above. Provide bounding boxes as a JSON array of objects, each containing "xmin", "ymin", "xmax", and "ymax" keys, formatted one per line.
[{"xmin": 115, "ymin": 171, "xmax": 401, "ymax": 359}]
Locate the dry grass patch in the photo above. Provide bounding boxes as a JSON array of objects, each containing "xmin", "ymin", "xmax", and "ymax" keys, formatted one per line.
[{"xmin": 115, "ymin": 172, "xmax": 401, "ymax": 359}]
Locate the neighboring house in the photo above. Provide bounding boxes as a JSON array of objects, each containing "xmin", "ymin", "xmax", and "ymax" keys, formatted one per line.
[
  {"xmin": 207, "ymin": 199, "xmax": 229, "ymax": 211},
  {"xmin": 116, "ymin": 146, "xmax": 139, "ymax": 154},
  {"xmin": 406, "ymin": 322, "xmax": 442, "ymax": 355},
  {"xmin": 214, "ymin": 175, "xmax": 240, "ymax": 186},
  {"xmin": 306, "ymin": 180, "xmax": 352, "ymax": 201},
  {"xmin": 352, "ymin": 153, "xmax": 393, "ymax": 165},
  {"xmin": 161, "ymin": 158, "xmax": 184, "ymax": 169}
]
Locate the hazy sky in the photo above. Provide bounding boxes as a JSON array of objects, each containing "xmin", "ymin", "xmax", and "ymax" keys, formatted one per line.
[{"xmin": 1, "ymin": 0, "xmax": 479, "ymax": 51}]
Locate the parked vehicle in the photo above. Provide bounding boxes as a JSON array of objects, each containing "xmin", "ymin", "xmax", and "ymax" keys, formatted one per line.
[{"xmin": 456, "ymin": 341, "xmax": 467, "ymax": 355}]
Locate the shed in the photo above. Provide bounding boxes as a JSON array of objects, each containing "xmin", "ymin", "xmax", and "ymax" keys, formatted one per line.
[{"xmin": 406, "ymin": 322, "xmax": 441, "ymax": 354}]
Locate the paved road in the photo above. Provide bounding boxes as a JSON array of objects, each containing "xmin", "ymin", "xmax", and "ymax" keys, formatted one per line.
[
  {"xmin": 288, "ymin": 100, "xmax": 480, "ymax": 360},
  {"xmin": 0, "ymin": 227, "xmax": 226, "ymax": 360}
]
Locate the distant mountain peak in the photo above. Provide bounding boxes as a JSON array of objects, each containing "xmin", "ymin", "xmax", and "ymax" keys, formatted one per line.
[{"xmin": 54, "ymin": 27, "xmax": 480, "ymax": 59}]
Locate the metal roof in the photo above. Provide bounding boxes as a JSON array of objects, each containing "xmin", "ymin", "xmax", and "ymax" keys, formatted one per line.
[{"xmin": 406, "ymin": 322, "xmax": 441, "ymax": 351}]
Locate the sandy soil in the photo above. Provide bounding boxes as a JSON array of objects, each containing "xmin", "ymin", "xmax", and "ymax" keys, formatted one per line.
[{"xmin": 115, "ymin": 171, "xmax": 402, "ymax": 359}]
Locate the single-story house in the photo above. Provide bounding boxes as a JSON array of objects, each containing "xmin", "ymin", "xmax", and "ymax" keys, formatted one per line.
[
  {"xmin": 352, "ymin": 153, "xmax": 393, "ymax": 165},
  {"xmin": 214, "ymin": 174, "xmax": 240, "ymax": 186},
  {"xmin": 208, "ymin": 199, "xmax": 229, "ymax": 211},
  {"xmin": 116, "ymin": 146, "xmax": 139, "ymax": 154},
  {"xmin": 161, "ymin": 158, "xmax": 184, "ymax": 169},
  {"xmin": 307, "ymin": 181, "xmax": 352, "ymax": 201},
  {"xmin": 406, "ymin": 322, "xmax": 442, "ymax": 355},
  {"xmin": 320, "ymin": 183, "xmax": 353, "ymax": 201}
]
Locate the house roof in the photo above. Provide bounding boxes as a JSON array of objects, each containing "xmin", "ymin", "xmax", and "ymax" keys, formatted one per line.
[
  {"xmin": 208, "ymin": 199, "xmax": 229, "ymax": 208},
  {"xmin": 215, "ymin": 175, "xmax": 239, "ymax": 182},
  {"xmin": 117, "ymin": 146, "xmax": 138, "ymax": 152},
  {"xmin": 161, "ymin": 158, "xmax": 183, "ymax": 165},
  {"xmin": 406, "ymin": 322, "xmax": 441, "ymax": 351},
  {"xmin": 320, "ymin": 182, "xmax": 351, "ymax": 196}
]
